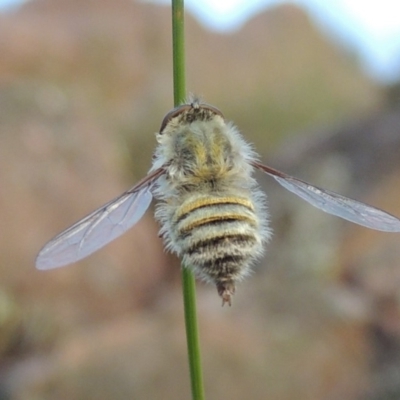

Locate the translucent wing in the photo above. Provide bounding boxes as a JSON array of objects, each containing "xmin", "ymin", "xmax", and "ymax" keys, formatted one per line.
[
  {"xmin": 36, "ymin": 167, "xmax": 165, "ymax": 270},
  {"xmin": 252, "ymin": 161, "xmax": 400, "ymax": 232}
]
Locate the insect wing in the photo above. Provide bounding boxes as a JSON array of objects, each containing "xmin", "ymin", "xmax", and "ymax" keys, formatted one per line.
[
  {"xmin": 36, "ymin": 168, "xmax": 164, "ymax": 270},
  {"xmin": 253, "ymin": 161, "xmax": 400, "ymax": 232}
]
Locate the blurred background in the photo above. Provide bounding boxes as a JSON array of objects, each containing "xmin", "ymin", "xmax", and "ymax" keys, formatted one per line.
[{"xmin": 1, "ymin": 0, "xmax": 400, "ymax": 399}]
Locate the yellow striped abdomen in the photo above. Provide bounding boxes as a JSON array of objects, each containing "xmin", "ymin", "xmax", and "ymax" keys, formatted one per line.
[{"xmin": 171, "ymin": 193, "xmax": 263, "ymax": 301}]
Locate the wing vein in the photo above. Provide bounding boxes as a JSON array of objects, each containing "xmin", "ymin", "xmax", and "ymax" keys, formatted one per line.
[{"xmin": 36, "ymin": 167, "xmax": 165, "ymax": 270}]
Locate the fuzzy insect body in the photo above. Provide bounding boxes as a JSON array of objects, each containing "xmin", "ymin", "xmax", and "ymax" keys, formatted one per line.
[
  {"xmin": 36, "ymin": 98, "xmax": 400, "ymax": 305},
  {"xmin": 151, "ymin": 103, "xmax": 270, "ymax": 304}
]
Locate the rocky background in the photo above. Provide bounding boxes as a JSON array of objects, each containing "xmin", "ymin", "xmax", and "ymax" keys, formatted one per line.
[{"xmin": 1, "ymin": 0, "xmax": 400, "ymax": 399}]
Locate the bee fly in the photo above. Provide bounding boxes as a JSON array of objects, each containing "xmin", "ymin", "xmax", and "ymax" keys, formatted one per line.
[{"xmin": 36, "ymin": 97, "xmax": 400, "ymax": 305}]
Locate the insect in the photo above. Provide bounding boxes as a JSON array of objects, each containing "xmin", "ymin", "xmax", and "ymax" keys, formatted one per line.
[{"xmin": 36, "ymin": 97, "xmax": 400, "ymax": 305}]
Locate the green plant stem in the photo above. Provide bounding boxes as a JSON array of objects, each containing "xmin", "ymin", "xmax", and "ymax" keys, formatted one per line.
[
  {"xmin": 172, "ymin": 0, "xmax": 186, "ymax": 104},
  {"xmin": 182, "ymin": 268, "xmax": 205, "ymax": 400},
  {"xmin": 171, "ymin": 1, "xmax": 205, "ymax": 399}
]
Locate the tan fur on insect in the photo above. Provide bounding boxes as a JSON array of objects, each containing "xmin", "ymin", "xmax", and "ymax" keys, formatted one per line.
[{"xmin": 151, "ymin": 97, "xmax": 271, "ymax": 305}]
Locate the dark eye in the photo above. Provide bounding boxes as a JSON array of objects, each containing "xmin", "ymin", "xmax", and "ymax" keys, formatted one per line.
[
  {"xmin": 158, "ymin": 102, "xmax": 225, "ymax": 134},
  {"xmin": 159, "ymin": 104, "xmax": 190, "ymax": 134}
]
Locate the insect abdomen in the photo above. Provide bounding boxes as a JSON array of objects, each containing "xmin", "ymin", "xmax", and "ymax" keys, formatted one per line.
[{"xmin": 171, "ymin": 194, "xmax": 263, "ymax": 303}]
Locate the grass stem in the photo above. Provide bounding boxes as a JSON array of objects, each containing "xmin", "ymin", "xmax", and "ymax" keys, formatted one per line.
[{"xmin": 171, "ymin": 1, "xmax": 205, "ymax": 399}]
